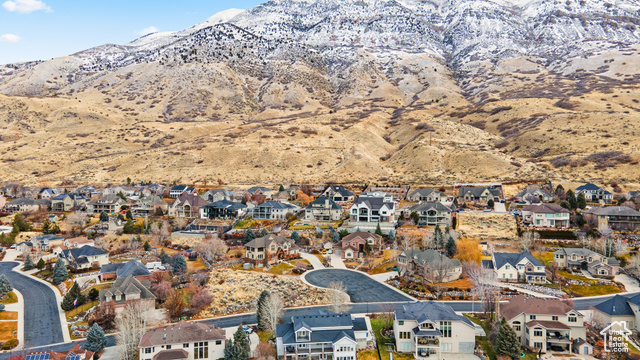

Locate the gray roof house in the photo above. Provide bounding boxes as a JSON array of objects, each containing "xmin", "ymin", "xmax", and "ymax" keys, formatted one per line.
[
  {"xmin": 584, "ymin": 206, "xmax": 640, "ymax": 231},
  {"xmin": 59, "ymin": 245, "xmax": 109, "ymax": 271},
  {"xmin": 575, "ymin": 183, "xmax": 613, "ymax": 203},
  {"xmin": 398, "ymin": 249, "xmax": 462, "ymax": 283},
  {"xmin": 407, "ymin": 188, "xmax": 450, "ymax": 203},
  {"xmin": 554, "ymin": 248, "xmax": 620, "ymax": 276},
  {"xmin": 276, "ymin": 310, "xmax": 373, "ymax": 359},
  {"xmin": 457, "ymin": 186, "xmax": 501, "ymax": 203},
  {"xmin": 321, "ymin": 186, "xmax": 355, "ymax": 203},
  {"xmin": 304, "ymin": 196, "xmax": 343, "ymax": 222},
  {"xmin": 484, "ymin": 251, "xmax": 546, "ymax": 284},
  {"xmin": 99, "ymin": 260, "xmax": 151, "ymax": 280},
  {"xmin": 253, "ymin": 201, "xmax": 298, "ymax": 220},
  {"xmin": 99, "ymin": 276, "xmax": 156, "ymax": 313},
  {"xmin": 515, "ymin": 188, "xmax": 554, "ymax": 203},
  {"xmin": 407, "ymin": 202, "xmax": 453, "ymax": 226}
]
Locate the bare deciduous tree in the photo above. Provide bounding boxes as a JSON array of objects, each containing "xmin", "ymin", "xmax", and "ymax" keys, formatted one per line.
[
  {"xmin": 258, "ymin": 291, "xmax": 284, "ymax": 332},
  {"xmin": 116, "ymin": 301, "xmax": 150, "ymax": 360},
  {"xmin": 432, "ymin": 256, "xmax": 453, "ymax": 284},
  {"xmin": 327, "ymin": 281, "xmax": 349, "ymax": 313},
  {"xmin": 519, "ymin": 231, "xmax": 540, "ymax": 252},
  {"xmin": 195, "ymin": 236, "xmax": 227, "ymax": 262},
  {"xmin": 468, "ymin": 263, "xmax": 499, "ymax": 317},
  {"xmin": 150, "ymin": 221, "xmax": 170, "ymax": 249}
]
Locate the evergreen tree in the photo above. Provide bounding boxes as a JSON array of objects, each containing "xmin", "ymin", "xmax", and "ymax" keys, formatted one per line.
[
  {"xmin": 256, "ymin": 290, "xmax": 271, "ymax": 330},
  {"xmin": 61, "ymin": 281, "xmax": 82, "ymax": 311},
  {"xmin": 23, "ymin": 254, "xmax": 35, "ymax": 271},
  {"xmin": 445, "ymin": 236, "xmax": 456, "ymax": 257},
  {"xmin": 291, "ymin": 231, "xmax": 300, "ymax": 242},
  {"xmin": 224, "ymin": 339, "xmax": 247, "ymax": 360},
  {"xmin": 567, "ymin": 190, "xmax": 577, "ymax": 210},
  {"xmin": 338, "ymin": 229, "xmax": 349, "ymax": 239},
  {"xmin": 488, "ymin": 199, "xmax": 495, "ymax": 208},
  {"xmin": 36, "ymin": 258, "xmax": 45, "ymax": 270},
  {"xmin": 0, "ymin": 274, "xmax": 13, "ymax": 296},
  {"xmin": 99, "ymin": 212, "xmax": 109, "ymax": 222},
  {"xmin": 233, "ymin": 326, "xmax": 250, "ymax": 357},
  {"xmin": 84, "ymin": 323, "xmax": 107, "ymax": 353},
  {"xmin": 410, "ymin": 212, "xmax": 419, "ymax": 224},
  {"xmin": 123, "ymin": 219, "xmax": 136, "ymax": 234},
  {"xmin": 0, "ymin": 233, "xmax": 6, "ymax": 246},
  {"xmin": 434, "ymin": 224, "xmax": 443, "ymax": 248},
  {"xmin": 577, "ymin": 193, "xmax": 587, "ymax": 209},
  {"xmin": 117, "ymin": 191, "xmax": 127, "ymax": 201},
  {"xmin": 244, "ymin": 229, "xmax": 256, "ymax": 244},
  {"xmin": 52, "ymin": 258, "xmax": 68, "ymax": 285},
  {"xmin": 41, "ymin": 219, "xmax": 51, "ymax": 234},
  {"xmin": 173, "ymin": 255, "xmax": 187, "ymax": 274},
  {"xmin": 161, "ymin": 250, "xmax": 171, "ymax": 265},
  {"xmin": 13, "ymin": 214, "xmax": 31, "ymax": 231},
  {"xmin": 495, "ymin": 318, "xmax": 521, "ymax": 360},
  {"xmin": 375, "ymin": 223, "xmax": 383, "ymax": 236},
  {"xmin": 388, "ymin": 229, "xmax": 396, "ymax": 242},
  {"xmin": 143, "ymin": 241, "xmax": 150, "ymax": 251},
  {"xmin": 279, "ymin": 184, "xmax": 285, "ymax": 192},
  {"xmin": 126, "ymin": 210, "xmax": 133, "ymax": 220},
  {"xmin": 49, "ymin": 223, "xmax": 61, "ymax": 234},
  {"xmin": 363, "ymin": 241, "xmax": 372, "ymax": 256},
  {"xmin": 560, "ymin": 201, "xmax": 570, "ymax": 210},
  {"xmin": 88, "ymin": 288, "xmax": 99, "ymax": 301},
  {"xmin": 0, "ymin": 303, "xmax": 5, "ymax": 311},
  {"xmin": 261, "ymin": 228, "xmax": 268, "ymax": 237}
]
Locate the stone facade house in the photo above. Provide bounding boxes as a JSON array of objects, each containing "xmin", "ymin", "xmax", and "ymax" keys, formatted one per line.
[
  {"xmin": 87, "ymin": 195, "xmax": 127, "ymax": 214},
  {"xmin": 407, "ymin": 202, "xmax": 453, "ymax": 226},
  {"xmin": 321, "ymin": 186, "xmax": 355, "ymax": 203},
  {"xmin": 553, "ymin": 248, "xmax": 620, "ymax": 276},
  {"xmin": 515, "ymin": 188, "xmax": 554, "ymax": 203},
  {"xmin": 168, "ymin": 194, "xmax": 209, "ymax": 218},
  {"xmin": 584, "ymin": 206, "xmax": 640, "ymax": 231},
  {"xmin": 139, "ymin": 321, "xmax": 226, "ymax": 360},
  {"xmin": 99, "ymin": 276, "xmax": 156, "ymax": 314},
  {"xmin": 575, "ymin": 183, "xmax": 613, "ymax": 203},
  {"xmin": 407, "ymin": 188, "xmax": 452, "ymax": 204},
  {"xmin": 58, "ymin": 245, "xmax": 109, "ymax": 271},
  {"xmin": 276, "ymin": 311, "xmax": 373, "ymax": 360},
  {"xmin": 335, "ymin": 232, "xmax": 383, "ymax": 259},
  {"xmin": 244, "ymin": 234, "xmax": 299, "ymax": 267},
  {"xmin": 304, "ymin": 196, "xmax": 343, "ymax": 222},
  {"xmin": 253, "ymin": 201, "xmax": 298, "ymax": 220},
  {"xmin": 457, "ymin": 186, "xmax": 501, "ymax": 204},
  {"xmin": 482, "ymin": 251, "xmax": 546, "ymax": 284},
  {"xmin": 502, "ymin": 295, "xmax": 588, "ymax": 354},
  {"xmin": 201, "ymin": 189, "xmax": 230, "ymax": 203},
  {"xmin": 398, "ymin": 249, "xmax": 462, "ymax": 283},
  {"xmin": 393, "ymin": 301, "xmax": 476, "ymax": 359}
]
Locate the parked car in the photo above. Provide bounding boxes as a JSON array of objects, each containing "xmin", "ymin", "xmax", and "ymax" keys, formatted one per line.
[{"xmin": 242, "ymin": 325, "xmax": 253, "ymax": 334}]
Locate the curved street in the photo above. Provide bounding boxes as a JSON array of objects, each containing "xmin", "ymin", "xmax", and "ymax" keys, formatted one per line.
[
  {"xmin": 304, "ymin": 268, "xmax": 413, "ymax": 302},
  {"xmin": 0, "ymin": 262, "xmax": 64, "ymax": 348}
]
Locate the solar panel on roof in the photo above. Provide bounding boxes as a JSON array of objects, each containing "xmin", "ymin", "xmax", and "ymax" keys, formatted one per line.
[
  {"xmin": 25, "ymin": 355, "xmax": 34, "ymax": 360},
  {"xmin": 45, "ymin": 354, "xmax": 50, "ymax": 360}
]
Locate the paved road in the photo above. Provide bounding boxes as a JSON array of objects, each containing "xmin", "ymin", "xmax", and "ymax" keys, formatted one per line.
[
  {"xmin": 304, "ymin": 269, "xmax": 413, "ymax": 302},
  {"xmin": 0, "ymin": 262, "xmax": 64, "ymax": 348}
]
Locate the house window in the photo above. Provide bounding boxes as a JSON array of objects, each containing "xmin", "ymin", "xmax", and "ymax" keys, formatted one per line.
[
  {"xmin": 552, "ymin": 316, "xmax": 558, "ymax": 321},
  {"xmin": 440, "ymin": 343, "xmax": 453, "ymax": 352},
  {"xmin": 534, "ymin": 330, "xmax": 543, "ymax": 337},
  {"xmin": 216, "ymin": 340, "xmax": 222, "ymax": 345},
  {"xmin": 144, "ymin": 348, "xmax": 152, "ymax": 354},
  {"xmin": 568, "ymin": 316, "xmax": 577, "ymax": 323},
  {"xmin": 398, "ymin": 332, "xmax": 411, "ymax": 339},
  {"xmin": 398, "ymin": 321, "xmax": 404, "ymax": 325},
  {"xmin": 439, "ymin": 321, "xmax": 451, "ymax": 338},
  {"xmin": 514, "ymin": 325, "xmax": 521, "ymax": 331},
  {"xmin": 166, "ymin": 345, "xmax": 171, "ymax": 350},
  {"xmin": 534, "ymin": 342, "xmax": 543, "ymax": 349},
  {"xmin": 183, "ymin": 343, "xmax": 189, "ymax": 348},
  {"xmin": 529, "ymin": 315, "xmax": 536, "ymax": 320},
  {"xmin": 194, "ymin": 342, "xmax": 209, "ymax": 359},
  {"xmin": 506, "ymin": 265, "xmax": 510, "ymax": 270}
]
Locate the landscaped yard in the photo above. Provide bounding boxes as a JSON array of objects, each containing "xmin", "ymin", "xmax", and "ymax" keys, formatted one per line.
[
  {"xmin": 464, "ymin": 314, "xmax": 496, "ymax": 360},
  {"xmin": 0, "ymin": 311, "xmax": 18, "ymax": 321},
  {"xmin": 369, "ymin": 260, "xmax": 397, "ymax": 275},
  {"xmin": 0, "ymin": 291, "xmax": 17, "ymax": 305},
  {"xmin": 441, "ymin": 278, "xmax": 473, "ymax": 289},
  {"xmin": 0, "ymin": 322, "xmax": 17, "ymax": 342},
  {"xmin": 370, "ymin": 317, "xmax": 414, "ymax": 360},
  {"xmin": 357, "ymin": 349, "xmax": 380, "ymax": 360},
  {"xmin": 568, "ymin": 284, "xmax": 620, "ymax": 297},
  {"xmin": 267, "ymin": 262, "xmax": 294, "ymax": 275},
  {"xmin": 534, "ymin": 251, "xmax": 554, "ymax": 266},
  {"xmin": 65, "ymin": 300, "xmax": 99, "ymax": 320}
]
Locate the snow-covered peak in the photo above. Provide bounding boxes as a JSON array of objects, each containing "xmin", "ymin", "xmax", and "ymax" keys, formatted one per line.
[{"xmin": 195, "ymin": 8, "xmax": 245, "ymax": 30}]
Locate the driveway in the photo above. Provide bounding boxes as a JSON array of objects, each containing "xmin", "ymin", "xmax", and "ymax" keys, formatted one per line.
[
  {"xmin": 330, "ymin": 253, "xmax": 346, "ymax": 269},
  {"xmin": 300, "ymin": 252, "xmax": 325, "ymax": 269},
  {"xmin": 616, "ymin": 274, "xmax": 640, "ymax": 292},
  {"xmin": 0, "ymin": 262, "xmax": 64, "ymax": 347},
  {"xmin": 304, "ymin": 269, "xmax": 412, "ymax": 303}
]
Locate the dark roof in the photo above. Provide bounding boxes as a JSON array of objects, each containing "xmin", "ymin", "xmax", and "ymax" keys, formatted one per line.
[
  {"xmin": 307, "ymin": 196, "xmax": 342, "ymax": 210},
  {"xmin": 493, "ymin": 251, "xmax": 544, "ymax": 269},
  {"xmin": 139, "ymin": 321, "xmax": 225, "ymax": 347},
  {"xmin": 245, "ymin": 234, "xmax": 297, "ymax": 249},
  {"xmin": 409, "ymin": 202, "xmax": 452, "ymax": 213},
  {"xmin": 352, "ymin": 317, "xmax": 368, "ymax": 331},
  {"xmin": 502, "ymin": 295, "xmax": 576, "ymax": 321},
  {"xmin": 408, "ymin": 188, "xmax": 445, "ymax": 198},
  {"xmin": 31, "ymin": 234, "xmax": 64, "ymax": 242},
  {"xmin": 60, "ymin": 245, "xmax": 107, "ymax": 260},
  {"xmin": 324, "ymin": 186, "xmax": 354, "ymax": 198},
  {"xmin": 277, "ymin": 322, "xmax": 356, "ymax": 345},
  {"xmin": 153, "ymin": 349, "xmax": 188, "ymax": 360},
  {"xmin": 585, "ymin": 206, "xmax": 640, "ymax": 217},
  {"xmin": 395, "ymin": 302, "xmax": 473, "ymax": 327},
  {"xmin": 575, "ymin": 183, "xmax": 602, "ymax": 191},
  {"xmin": 258, "ymin": 201, "xmax": 297, "ymax": 210},
  {"xmin": 100, "ymin": 260, "xmax": 150, "ymax": 278},
  {"xmin": 594, "ymin": 295, "xmax": 634, "ymax": 316},
  {"xmin": 352, "ymin": 196, "xmax": 394, "ymax": 211},
  {"xmin": 458, "ymin": 186, "xmax": 501, "ymax": 198},
  {"xmin": 400, "ymin": 249, "xmax": 461, "ymax": 268},
  {"xmin": 171, "ymin": 185, "xmax": 188, "ymax": 192},
  {"xmin": 202, "ymin": 199, "xmax": 247, "ymax": 210},
  {"xmin": 526, "ymin": 320, "xmax": 571, "ymax": 330},
  {"xmin": 247, "ymin": 186, "xmax": 271, "ymax": 194},
  {"xmin": 481, "ymin": 259, "xmax": 494, "ymax": 270}
]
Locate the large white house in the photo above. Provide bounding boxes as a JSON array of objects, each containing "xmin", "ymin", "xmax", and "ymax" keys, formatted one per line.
[
  {"xmin": 347, "ymin": 192, "xmax": 396, "ymax": 232},
  {"xmin": 139, "ymin": 321, "xmax": 226, "ymax": 360},
  {"xmin": 276, "ymin": 311, "xmax": 373, "ymax": 360},
  {"xmin": 393, "ymin": 301, "xmax": 476, "ymax": 359},
  {"xmin": 482, "ymin": 251, "xmax": 546, "ymax": 284},
  {"xmin": 521, "ymin": 204, "xmax": 570, "ymax": 228},
  {"xmin": 502, "ymin": 295, "xmax": 590, "ymax": 354}
]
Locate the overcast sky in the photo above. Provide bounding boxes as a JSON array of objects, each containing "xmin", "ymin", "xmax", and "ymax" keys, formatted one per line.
[{"xmin": 0, "ymin": 0, "xmax": 263, "ymax": 64}]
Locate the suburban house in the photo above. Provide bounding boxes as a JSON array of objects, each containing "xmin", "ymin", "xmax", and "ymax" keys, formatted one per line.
[
  {"xmin": 103, "ymin": 185, "xmax": 136, "ymax": 197},
  {"xmin": 58, "ymin": 245, "xmax": 109, "ymax": 271},
  {"xmin": 482, "ymin": 251, "xmax": 546, "ymax": 284},
  {"xmin": 321, "ymin": 186, "xmax": 355, "ymax": 203},
  {"xmin": 272, "ymin": 190, "xmax": 292, "ymax": 202},
  {"xmin": 335, "ymin": 232, "xmax": 383, "ymax": 259},
  {"xmin": 168, "ymin": 194, "xmax": 210, "ymax": 218},
  {"xmin": 253, "ymin": 201, "xmax": 298, "ymax": 220},
  {"xmin": 169, "ymin": 185, "xmax": 197, "ymax": 198},
  {"xmin": 25, "ymin": 343, "xmax": 93, "ymax": 360},
  {"xmin": 407, "ymin": 202, "xmax": 453, "ymax": 227},
  {"xmin": 75, "ymin": 185, "xmax": 101, "ymax": 198},
  {"xmin": 304, "ymin": 196, "xmax": 343, "ymax": 222},
  {"xmin": 407, "ymin": 188, "xmax": 453, "ymax": 204},
  {"xmin": 515, "ymin": 188, "xmax": 554, "ymax": 204},
  {"xmin": 64, "ymin": 236, "xmax": 95, "ymax": 249},
  {"xmin": 201, "ymin": 188, "xmax": 231, "ymax": 203},
  {"xmin": 457, "ymin": 186, "xmax": 501, "ymax": 204},
  {"xmin": 38, "ymin": 188, "xmax": 59, "ymax": 200},
  {"xmin": 139, "ymin": 321, "xmax": 226, "ymax": 360},
  {"xmin": 502, "ymin": 295, "xmax": 588, "ymax": 354},
  {"xmin": 99, "ymin": 276, "xmax": 156, "ymax": 314},
  {"xmin": 276, "ymin": 310, "xmax": 373, "ymax": 360},
  {"xmin": 393, "ymin": 301, "xmax": 476, "ymax": 359},
  {"xmin": 132, "ymin": 195, "xmax": 168, "ymax": 216},
  {"xmin": 521, "ymin": 204, "xmax": 570, "ymax": 228},
  {"xmin": 244, "ymin": 234, "xmax": 299, "ymax": 267},
  {"xmin": 29, "ymin": 234, "xmax": 64, "ymax": 252},
  {"xmin": 626, "ymin": 190, "xmax": 640, "ymax": 201},
  {"xmin": 398, "ymin": 249, "xmax": 462, "ymax": 283},
  {"xmin": 4, "ymin": 198, "xmax": 50, "ymax": 213},
  {"xmin": 348, "ymin": 193, "xmax": 396, "ymax": 232},
  {"xmin": 246, "ymin": 186, "xmax": 273, "ymax": 199},
  {"xmin": 51, "ymin": 193, "xmax": 88, "ymax": 212},
  {"xmin": 584, "ymin": 206, "xmax": 640, "ymax": 231},
  {"xmin": 16, "ymin": 241, "xmax": 33, "ymax": 253},
  {"xmin": 99, "ymin": 260, "xmax": 151, "ymax": 281},
  {"xmin": 364, "ymin": 186, "xmax": 409, "ymax": 202},
  {"xmin": 592, "ymin": 294, "xmax": 640, "ymax": 333},
  {"xmin": 553, "ymin": 248, "xmax": 620, "ymax": 276},
  {"xmin": 575, "ymin": 183, "xmax": 613, "ymax": 203},
  {"xmin": 87, "ymin": 195, "xmax": 128, "ymax": 214},
  {"xmin": 200, "ymin": 200, "xmax": 247, "ymax": 219}
]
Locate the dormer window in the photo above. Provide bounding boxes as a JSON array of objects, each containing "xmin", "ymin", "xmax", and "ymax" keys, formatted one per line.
[{"xmin": 297, "ymin": 330, "xmax": 310, "ymax": 341}]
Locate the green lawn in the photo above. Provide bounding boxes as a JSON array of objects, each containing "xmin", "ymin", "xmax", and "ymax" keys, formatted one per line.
[
  {"xmin": 568, "ymin": 284, "xmax": 620, "ymax": 297},
  {"xmin": 257, "ymin": 330, "xmax": 273, "ymax": 342},
  {"xmin": 464, "ymin": 314, "xmax": 496, "ymax": 360},
  {"xmin": 534, "ymin": 251, "xmax": 554, "ymax": 266},
  {"xmin": 1, "ymin": 291, "xmax": 17, "ymax": 304},
  {"xmin": 65, "ymin": 300, "xmax": 99, "ymax": 320},
  {"xmin": 358, "ymin": 349, "xmax": 380, "ymax": 360},
  {"xmin": 267, "ymin": 262, "xmax": 294, "ymax": 275},
  {"xmin": 370, "ymin": 317, "xmax": 414, "ymax": 360}
]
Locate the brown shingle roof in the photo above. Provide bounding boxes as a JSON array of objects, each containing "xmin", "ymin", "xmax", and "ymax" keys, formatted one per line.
[
  {"xmin": 153, "ymin": 349, "xmax": 189, "ymax": 360},
  {"xmin": 526, "ymin": 320, "xmax": 571, "ymax": 330},
  {"xmin": 139, "ymin": 321, "xmax": 225, "ymax": 348},
  {"xmin": 522, "ymin": 204, "xmax": 569, "ymax": 214},
  {"xmin": 501, "ymin": 295, "xmax": 574, "ymax": 321}
]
